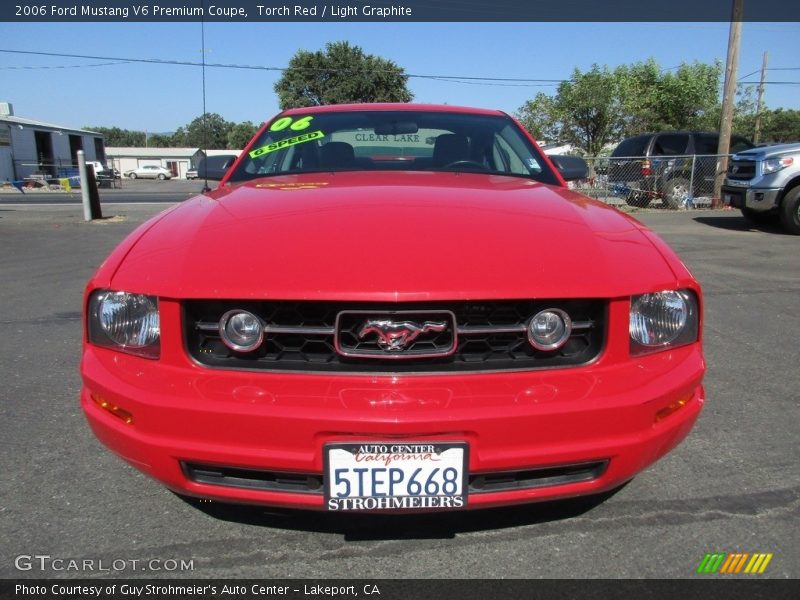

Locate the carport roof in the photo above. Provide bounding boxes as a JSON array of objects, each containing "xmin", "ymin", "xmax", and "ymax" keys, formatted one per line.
[
  {"xmin": 106, "ymin": 147, "xmax": 204, "ymax": 158},
  {"xmin": 0, "ymin": 114, "xmax": 102, "ymax": 136}
]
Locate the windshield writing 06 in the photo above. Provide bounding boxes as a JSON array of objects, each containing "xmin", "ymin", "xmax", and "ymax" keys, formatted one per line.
[{"xmin": 227, "ymin": 111, "xmax": 558, "ymax": 185}]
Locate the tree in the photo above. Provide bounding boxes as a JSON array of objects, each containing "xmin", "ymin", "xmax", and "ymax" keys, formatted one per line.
[
  {"xmin": 516, "ymin": 59, "xmax": 726, "ymax": 155},
  {"xmin": 85, "ymin": 126, "xmax": 146, "ymax": 147},
  {"xmin": 759, "ymin": 108, "xmax": 800, "ymax": 143},
  {"xmin": 274, "ymin": 41, "xmax": 412, "ymax": 109},
  {"xmin": 518, "ymin": 65, "xmax": 623, "ymax": 156},
  {"xmin": 556, "ymin": 65, "xmax": 623, "ymax": 156},
  {"xmin": 653, "ymin": 61, "xmax": 722, "ymax": 132},
  {"xmin": 516, "ymin": 93, "xmax": 560, "ymax": 142},
  {"xmin": 615, "ymin": 60, "xmax": 722, "ymax": 135},
  {"xmin": 614, "ymin": 59, "xmax": 663, "ymax": 135},
  {"xmin": 227, "ymin": 121, "xmax": 259, "ymax": 149},
  {"xmin": 179, "ymin": 112, "xmax": 234, "ymax": 149},
  {"xmin": 146, "ymin": 133, "xmax": 174, "ymax": 148}
]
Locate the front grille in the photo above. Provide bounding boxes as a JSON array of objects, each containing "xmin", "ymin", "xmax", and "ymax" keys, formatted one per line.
[
  {"xmin": 182, "ymin": 460, "xmax": 608, "ymax": 496},
  {"xmin": 469, "ymin": 461, "xmax": 608, "ymax": 493},
  {"xmin": 183, "ymin": 463, "xmax": 323, "ymax": 494},
  {"xmin": 184, "ymin": 299, "xmax": 606, "ymax": 373},
  {"xmin": 727, "ymin": 159, "xmax": 756, "ymax": 180}
]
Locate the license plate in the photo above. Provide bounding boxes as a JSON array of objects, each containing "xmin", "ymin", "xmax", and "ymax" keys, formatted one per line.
[{"xmin": 324, "ymin": 442, "xmax": 468, "ymax": 511}]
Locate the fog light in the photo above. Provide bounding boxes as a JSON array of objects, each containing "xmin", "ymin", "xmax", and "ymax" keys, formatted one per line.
[
  {"xmin": 219, "ymin": 310, "xmax": 264, "ymax": 352},
  {"xmin": 527, "ymin": 309, "xmax": 572, "ymax": 351}
]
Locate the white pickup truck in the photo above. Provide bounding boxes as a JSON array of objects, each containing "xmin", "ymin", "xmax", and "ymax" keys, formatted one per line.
[{"xmin": 722, "ymin": 143, "xmax": 800, "ymax": 235}]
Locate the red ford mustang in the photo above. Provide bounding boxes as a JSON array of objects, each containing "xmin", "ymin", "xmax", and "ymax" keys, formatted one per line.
[{"xmin": 81, "ymin": 104, "xmax": 705, "ymax": 512}]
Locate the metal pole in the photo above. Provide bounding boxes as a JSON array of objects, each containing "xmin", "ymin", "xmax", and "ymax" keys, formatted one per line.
[
  {"xmin": 753, "ymin": 51, "xmax": 768, "ymax": 144},
  {"xmin": 713, "ymin": 0, "xmax": 743, "ymax": 205},
  {"xmin": 77, "ymin": 150, "xmax": 92, "ymax": 221},
  {"xmin": 688, "ymin": 154, "xmax": 696, "ymax": 208}
]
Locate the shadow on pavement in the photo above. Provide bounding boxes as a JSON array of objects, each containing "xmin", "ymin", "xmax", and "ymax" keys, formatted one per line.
[
  {"xmin": 176, "ymin": 484, "xmax": 628, "ymax": 540},
  {"xmin": 693, "ymin": 215, "xmax": 787, "ymax": 234}
]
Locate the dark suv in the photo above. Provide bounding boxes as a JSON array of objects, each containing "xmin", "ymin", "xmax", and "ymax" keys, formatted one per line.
[
  {"xmin": 609, "ymin": 132, "xmax": 754, "ymax": 208},
  {"xmin": 194, "ymin": 154, "xmax": 239, "ymax": 181}
]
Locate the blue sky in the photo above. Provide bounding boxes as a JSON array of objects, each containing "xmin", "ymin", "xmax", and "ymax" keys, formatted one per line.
[{"xmin": 0, "ymin": 21, "xmax": 798, "ymax": 132}]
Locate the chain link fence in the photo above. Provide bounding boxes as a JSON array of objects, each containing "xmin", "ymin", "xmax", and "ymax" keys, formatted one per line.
[{"xmin": 570, "ymin": 154, "xmax": 732, "ymax": 209}]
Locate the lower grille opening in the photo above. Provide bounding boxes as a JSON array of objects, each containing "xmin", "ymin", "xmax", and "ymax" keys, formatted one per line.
[
  {"xmin": 183, "ymin": 462, "xmax": 323, "ymax": 494},
  {"xmin": 183, "ymin": 460, "xmax": 608, "ymax": 496},
  {"xmin": 469, "ymin": 461, "xmax": 608, "ymax": 493}
]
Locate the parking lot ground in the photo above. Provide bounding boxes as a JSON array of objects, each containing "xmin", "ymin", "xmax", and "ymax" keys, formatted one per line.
[
  {"xmin": 0, "ymin": 205, "xmax": 797, "ymax": 579},
  {"xmin": 0, "ymin": 177, "xmax": 207, "ymax": 205}
]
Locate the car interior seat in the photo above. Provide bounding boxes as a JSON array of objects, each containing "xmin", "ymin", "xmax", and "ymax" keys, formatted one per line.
[
  {"xmin": 432, "ymin": 134, "xmax": 471, "ymax": 167},
  {"xmin": 319, "ymin": 142, "xmax": 356, "ymax": 169}
]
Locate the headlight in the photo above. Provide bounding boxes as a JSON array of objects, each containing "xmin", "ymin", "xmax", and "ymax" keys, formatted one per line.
[
  {"xmin": 87, "ymin": 290, "xmax": 160, "ymax": 358},
  {"xmin": 762, "ymin": 156, "xmax": 793, "ymax": 175},
  {"xmin": 630, "ymin": 289, "xmax": 698, "ymax": 355}
]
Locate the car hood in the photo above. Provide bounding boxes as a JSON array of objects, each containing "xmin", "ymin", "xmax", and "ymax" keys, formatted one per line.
[
  {"xmin": 733, "ymin": 142, "xmax": 800, "ymax": 159},
  {"xmin": 110, "ymin": 172, "xmax": 679, "ymax": 300}
]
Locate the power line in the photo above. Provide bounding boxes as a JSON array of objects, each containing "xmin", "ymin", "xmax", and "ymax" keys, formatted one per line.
[
  {"xmin": 427, "ymin": 77, "xmax": 559, "ymax": 88},
  {"xmin": 0, "ymin": 48, "xmax": 568, "ymax": 85},
  {"xmin": 2, "ymin": 48, "xmax": 798, "ymax": 88},
  {"xmin": 0, "ymin": 61, "xmax": 129, "ymax": 70},
  {"xmin": 737, "ymin": 81, "xmax": 800, "ymax": 85}
]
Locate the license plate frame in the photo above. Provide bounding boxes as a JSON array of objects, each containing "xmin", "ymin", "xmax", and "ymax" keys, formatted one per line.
[{"xmin": 324, "ymin": 441, "xmax": 468, "ymax": 512}]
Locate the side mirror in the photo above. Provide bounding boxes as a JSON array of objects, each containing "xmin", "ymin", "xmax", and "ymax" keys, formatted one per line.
[{"xmin": 549, "ymin": 155, "xmax": 588, "ymax": 182}]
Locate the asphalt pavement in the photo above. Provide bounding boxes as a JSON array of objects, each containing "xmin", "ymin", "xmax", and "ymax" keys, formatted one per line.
[
  {"xmin": 0, "ymin": 203, "xmax": 797, "ymax": 580},
  {"xmin": 0, "ymin": 177, "xmax": 208, "ymax": 205}
]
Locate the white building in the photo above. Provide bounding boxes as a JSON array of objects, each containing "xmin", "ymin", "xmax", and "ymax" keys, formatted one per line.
[
  {"xmin": 105, "ymin": 147, "xmax": 243, "ymax": 179},
  {"xmin": 106, "ymin": 147, "xmax": 205, "ymax": 180},
  {"xmin": 0, "ymin": 102, "xmax": 106, "ymax": 182}
]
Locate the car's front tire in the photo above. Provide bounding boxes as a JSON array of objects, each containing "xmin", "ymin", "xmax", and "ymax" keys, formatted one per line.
[
  {"xmin": 663, "ymin": 178, "xmax": 690, "ymax": 209},
  {"xmin": 740, "ymin": 207, "xmax": 776, "ymax": 225},
  {"xmin": 779, "ymin": 186, "xmax": 800, "ymax": 235},
  {"xmin": 129, "ymin": 173, "xmax": 137, "ymax": 179},
  {"xmin": 158, "ymin": 173, "xmax": 166, "ymax": 180}
]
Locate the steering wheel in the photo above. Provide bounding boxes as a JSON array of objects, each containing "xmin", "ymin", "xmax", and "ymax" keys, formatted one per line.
[{"xmin": 443, "ymin": 160, "xmax": 488, "ymax": 171}]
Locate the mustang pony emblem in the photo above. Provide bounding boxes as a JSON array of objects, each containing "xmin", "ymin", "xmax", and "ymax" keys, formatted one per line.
[{"xmin": 358, "ymin": 319, "xmax": 448, "ymax": 352}]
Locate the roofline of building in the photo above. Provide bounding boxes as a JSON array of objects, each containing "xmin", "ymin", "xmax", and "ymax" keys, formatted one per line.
[{"xmin": 0, "ymin": 114, "xmax": 102, "ymax": 136}]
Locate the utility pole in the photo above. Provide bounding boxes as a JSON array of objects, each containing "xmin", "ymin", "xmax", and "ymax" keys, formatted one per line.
[
  {"xmin": 714, "ymin": 0, "xmax": 743, "ymax": 205},
  {"xmin": 753, "ymin": 51, "xmax": 769, "ymax": 144}
]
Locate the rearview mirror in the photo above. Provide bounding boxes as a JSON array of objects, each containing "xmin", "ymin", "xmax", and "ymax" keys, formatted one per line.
[{"xmin": 374, "ymin": 121, "xmax": 419, "ymax": 136}]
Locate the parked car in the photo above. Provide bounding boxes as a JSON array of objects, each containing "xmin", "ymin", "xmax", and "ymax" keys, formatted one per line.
[
  {"xmin": 194, "ymin": 154, "xmax": 239, "ymax": 181},
  {"xmin": 85, "ymin": 161, "xmax": 108, "ymax": 176},
  {"xmin": 722, "ymin": 142, "xmax": 800, "ymax": 234},
  {"xmin": 608, "ymin": 132, "xmax": 754, "ymax": 208},
  {"xmin": 124, "ymin": 165, "xmax": 173, "ymax": 180},
  {"xmin": 185, "ymin": 168, "xmax": 198, "ymax": 180},
  {"xmin": 81, "ymin": 104, "xmax": 704, "ymax": 513}
]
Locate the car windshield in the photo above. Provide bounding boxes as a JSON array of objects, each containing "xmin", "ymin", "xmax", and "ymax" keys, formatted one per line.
[{"xmin": 227, "ymin": 110, "xmax": 559, "ymax": 185}]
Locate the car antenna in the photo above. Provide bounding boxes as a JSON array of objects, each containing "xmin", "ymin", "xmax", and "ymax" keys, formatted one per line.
[{"xmin": 200, "ymin": 1, "xmax": 211, "ymax": 194}]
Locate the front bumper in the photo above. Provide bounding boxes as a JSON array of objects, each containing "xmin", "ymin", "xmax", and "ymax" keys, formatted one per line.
[
  {"xmin": 722, "ymin": 184, "xmax": 782, "ymax": 212},
  {"xmin": 81, "ymin": 338, "xmax": 705, "ymax": 511}
]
